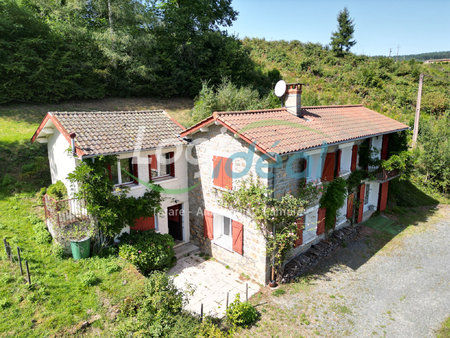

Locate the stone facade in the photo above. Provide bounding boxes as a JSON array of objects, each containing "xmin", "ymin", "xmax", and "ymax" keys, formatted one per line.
[{"xmin": 187, "ymin": 125, "xmax": 270, "ymax": 284}]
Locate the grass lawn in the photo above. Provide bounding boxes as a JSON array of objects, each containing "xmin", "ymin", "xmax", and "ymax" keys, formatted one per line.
[{"xmin": 0, "ymin": 98, "xmax": 193, "ymax": 335}]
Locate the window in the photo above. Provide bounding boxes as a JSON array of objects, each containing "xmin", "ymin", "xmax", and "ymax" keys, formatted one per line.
[
  {"xmin": 212, "ymin": 156, "xmax": 232, "ymax": 189},
  {"xmin": 213, "ymin": 214, "xmax": 232, "ymax": 250},
  {"xmin": 108, "ymin": 158, "xmax": 138, "ymax": 186},
  {"xmin": 149, "ymin": 152, "xmax": 175, "ymax": 180},
  {"xmin": 364, "ymin": 184, "xmax": 370, "ymax": 205}
]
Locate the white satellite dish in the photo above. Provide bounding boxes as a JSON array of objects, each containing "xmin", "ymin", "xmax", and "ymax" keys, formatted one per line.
[{"xmin": 274, "ymin": 80, "xmax": 287, "ymax": 97}]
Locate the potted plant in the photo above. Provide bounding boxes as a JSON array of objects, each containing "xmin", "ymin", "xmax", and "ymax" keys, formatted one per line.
[{"xmin": 64, "ymin": 221, "xmax": 97, "ymax": 260}]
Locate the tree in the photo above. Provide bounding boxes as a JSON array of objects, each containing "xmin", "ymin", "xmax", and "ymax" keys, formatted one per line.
[{"xmin": 330, "ymin": 7, "xmax": 356, "ymax": 55}]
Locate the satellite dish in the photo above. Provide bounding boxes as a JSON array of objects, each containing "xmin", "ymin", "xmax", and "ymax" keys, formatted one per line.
[{"xmin": 274, "ymin": 80, "xmax": 287, "ymax": 97}]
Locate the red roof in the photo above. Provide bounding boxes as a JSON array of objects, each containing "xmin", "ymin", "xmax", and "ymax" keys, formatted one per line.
[{"xmin": 181, "ymin": 105, "xmax": 409, "ymax": 155}]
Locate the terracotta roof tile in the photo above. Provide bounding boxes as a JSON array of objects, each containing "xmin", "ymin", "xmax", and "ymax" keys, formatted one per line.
[
  {"xmin": 50, "ymin": 110, "xmax": 184, "ymax": 157},
  {"xmin": 183, "ymin": 105, "xmax": 409, "ymax": 155}
]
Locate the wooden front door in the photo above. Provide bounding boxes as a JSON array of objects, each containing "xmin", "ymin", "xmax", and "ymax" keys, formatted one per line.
[{"xmin": 168, "ymin": 204, "xmax": 183, "ymax": 241}]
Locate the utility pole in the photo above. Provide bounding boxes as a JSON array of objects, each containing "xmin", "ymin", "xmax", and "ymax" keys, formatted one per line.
[
  {"xmin": 389, "ymin": 48, "xmax": 392, "ymax": 57},
  {"xmin": 412, "ymin": 73, "xmax": 424, "ymax": 148}
]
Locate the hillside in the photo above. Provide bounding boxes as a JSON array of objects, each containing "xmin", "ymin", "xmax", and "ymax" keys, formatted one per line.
[
  {"xmin": 393, "ymin": 51, "xmax": 450, "ymax": 61},
  {"xmin": 243, "ymin": 38, "xmax": 449, "ymax": 124}
]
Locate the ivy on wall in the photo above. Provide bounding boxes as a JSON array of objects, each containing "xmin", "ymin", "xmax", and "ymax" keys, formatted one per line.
[
  {"xmin": 221, "ymin": 177, "xmax": 320, "ymax": 278},
  {"xmin": 319, "ymin": 177, "xmax": 347, "ymax": 236},
  {"xmin": 68, "ymin": 155, "xmax": 162, "ymax": 238}
]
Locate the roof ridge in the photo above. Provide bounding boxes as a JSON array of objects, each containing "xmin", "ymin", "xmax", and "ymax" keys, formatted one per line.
[
  {"xmin": 216, "ymin": 108, "xmax": 288, "ymax": 115},
  {"xmin": 50, "ymin": 110, "xmax": 165, "ymax": 114},
  {"xmin": 301, "ymin": 104, "xmax": 364, "ymax": 109}
]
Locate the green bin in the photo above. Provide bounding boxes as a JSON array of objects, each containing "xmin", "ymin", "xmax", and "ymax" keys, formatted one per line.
[{"xmin": 70, "ymin": 237, "xmax": 91, "ymax": 260}]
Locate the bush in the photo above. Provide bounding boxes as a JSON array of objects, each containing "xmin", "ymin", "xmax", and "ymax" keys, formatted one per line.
[
  {"xmin": 80, "ymin": 271, "xmax": 101, "ymax": 287},
  {"xmin": 32, "ymin": 219, "xmax": 52, "ymax": 244},
  {"xmin": 226, "ymin": 294, "xmax": 259, "ymax": 328},
  {"xmin": 116, "ymin": 272, "xmax": 192, "ymax": 336},
  {"xmin": 118, "ymin": 231, "xmax": 176, "ymax": 275},
  {"xmin": 46, "ymin": 181, "xmax": 68, "ymax": 200},
  {"xmin": 50, "ymin": 242, "xmax": 66, "ymax": 259}
]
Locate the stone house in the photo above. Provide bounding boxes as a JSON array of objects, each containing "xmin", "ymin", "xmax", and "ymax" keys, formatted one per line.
[{"xmin": 181, "ymin": 83, "xmax": 409, "ymax": 284}]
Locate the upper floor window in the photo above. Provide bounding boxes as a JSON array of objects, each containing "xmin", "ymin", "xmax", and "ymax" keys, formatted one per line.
[
  {"xmin": 149, "ymin": 152, "xmax": 175, "ymax": 181},
  {"xmin": 109, "ymin": 157, "xmax": 138, "ymax": 186},
  {"xmin": 212, "ymin": 156, "xmax": 232, "ymax": 190}
]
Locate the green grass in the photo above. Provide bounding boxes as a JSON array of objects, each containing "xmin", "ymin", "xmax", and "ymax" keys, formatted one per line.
[
  {"xmin": 436, "ymin": 316, "xmax": 450, "ymax": 338},
  {"xmin": 363, "ymin": 216, "xmax": 400, "ymax": 235},
  {"xmin": 0, "ymin": 193, "xmax": 147, "ymax": 336},
  {"xmin": 0, "ymin": 98, "xmax": 193, "ymax": 335}
]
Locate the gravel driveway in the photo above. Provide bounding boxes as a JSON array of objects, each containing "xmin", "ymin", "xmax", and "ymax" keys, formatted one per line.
[{"xmin": 244, "ymin": 206, "xmax": 450, "ymax": 337}]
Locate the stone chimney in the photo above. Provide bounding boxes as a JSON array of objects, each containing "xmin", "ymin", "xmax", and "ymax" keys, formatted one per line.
[{"xmin": 284, "ymin": 83, "xmax": 303, "ymax": 116}]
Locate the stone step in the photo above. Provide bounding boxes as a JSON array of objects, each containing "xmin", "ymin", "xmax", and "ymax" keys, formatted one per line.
[{"xmin": 174, "ymin": 242, "xmax": 200, "ymax": 259}]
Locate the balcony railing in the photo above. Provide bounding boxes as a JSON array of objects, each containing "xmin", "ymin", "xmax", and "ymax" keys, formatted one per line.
[
  {"xmin": 373, "ymin": 169, "xmax": 400, "ymax": 182},
  {"xmin": 43, "ymin": 194, "xmax": 91, "ymax": 227}
]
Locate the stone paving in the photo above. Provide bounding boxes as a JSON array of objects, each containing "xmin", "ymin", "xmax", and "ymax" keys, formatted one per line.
[{"xmin": 168, "ymin": 253, "xmax": 261, "ymax": 317}]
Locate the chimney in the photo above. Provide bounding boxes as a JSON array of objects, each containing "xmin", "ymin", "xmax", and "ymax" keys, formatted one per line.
[{"xmin": 284, "ymin": 83, "xmax": 303, "ymax": 116}]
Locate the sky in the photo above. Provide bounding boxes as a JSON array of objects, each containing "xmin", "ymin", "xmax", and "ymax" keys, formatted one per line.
[{"xmin": 225, "ymin": 0, "xmax": 450, "ymax": 56}]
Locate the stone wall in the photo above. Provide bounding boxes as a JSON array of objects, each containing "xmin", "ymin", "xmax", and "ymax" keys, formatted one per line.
[{"xmin": 187, "ymin": 125, "xmax": 270, "ymax": 284}]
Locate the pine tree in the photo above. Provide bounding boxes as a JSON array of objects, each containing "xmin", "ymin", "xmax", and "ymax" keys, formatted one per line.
[{"xmin": 330, "ymin": 7, "xmax": 356, "ymax": 55}]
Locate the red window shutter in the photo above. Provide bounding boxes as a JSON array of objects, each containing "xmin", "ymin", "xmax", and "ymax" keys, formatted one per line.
[
  {"xmin": 378, "ymin": 181, "xmax": 389, "ymax": 211},
  {"xmin": 335, "ymin": 149, "xmax": 342, "ymax": 178},
  {"xmin": 213, "ymin": 156, "xmax": 233, "ymax": 189},
  {"xmin": 132, "ymin": 158, "xmax": 139, "ymax": 184},
  {"xmin": 322, "ymin": 152, "xmax": 335, "ymax": 182},
  {"xmin": 131, "ymin": 216, "xmax": 155, "ymax": 231},
  {"xmin": 222, "ymin": 157, "xmax": 233, "ymax": 190},
  {"xmin": 317, "ymin": 208, "xmax": 326, "ymax": 235},
  {"xmin": 294, "ymin": 216, "xmax": 305, "ymax": 247},
  {"xmin": 381, "ymin": 134, "xmax": 389, "ymax": 160},
  {"xmin": 203, "ymin": 210, "xmax": 214, "ymax": 239},
  {"xmin": 169, "ymin": 152, "xmax": 175, "ymax": 177},
  {"xmin": 346, "ymin": 193, "xmax": 354, "ymax": 219},
  {"xmin": 351, "ymin": 145, "xmax": 358, "ymax": 172},
  {"xmin": 232, "ymin": 220, "xmax": 243, "ymax": 255},
  {"xmin": 357, "ymin": 184, "xmax": 365, "ymax": 223},
  {"xmin": 148, "ymin": 155, "xmax": 157, "ymax": 180},
  {"xmin": 213, "ymin": 156, "xmax": 222, "ymax": 187}
]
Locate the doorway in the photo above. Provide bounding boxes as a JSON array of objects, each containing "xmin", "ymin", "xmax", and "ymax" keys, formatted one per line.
[{"xmin": 168, "ymin": 204, "xmax": 183, "ymax": 241}]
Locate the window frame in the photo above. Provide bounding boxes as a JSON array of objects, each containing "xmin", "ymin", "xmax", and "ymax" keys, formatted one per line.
[
  {"xmin": 149, "ymin": 152, "xmax": 175, "ymax": 181},
  {"xmin": 110, "ymin": 157, "xmax": 138, "ymax": 187},
  {"xmin": 364, "ymin": 183, "xmax": 370, "ymax": 205},
  {"xmin": 213, "ymin": 214, "xmax": 232, "ymax": 251}
]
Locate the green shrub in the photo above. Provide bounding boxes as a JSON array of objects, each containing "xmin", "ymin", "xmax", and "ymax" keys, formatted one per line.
[
  {"xmin": 46, "ymin": 181, "xmax": 68, "ymax": 200},
  {"xmin": 1, "ymin": 174, "xmax": 15, "ymax": 187},
  {"xmin": 50, "ymin": 242, "xmax": 66, "ymax": 259},
  {"xmin": 32, "ymin": 220, "xmax": 52, "ymax": 244},
  {"xmin": 226, "ymin": 294, "xmax": 259, "ymax": 328},
  {"xmin": 118, "ymin": 231, "xmax": 176, "ymax": 275},
  {"xmin": 80, "ymin": 271, "xmax": 101, "ymax": 287},
  {"xmin": 116, "ymin": 272, "xmax": 193, "ymax": 336},
  {"xmin": 0, "ymin": 299, "xmax": 11, "ymax": 310}
]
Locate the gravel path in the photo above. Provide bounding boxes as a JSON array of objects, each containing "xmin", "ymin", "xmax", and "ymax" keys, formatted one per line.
[{"xmin": 246, "ymin": 206, "xmax": 450, "ymax": 337}]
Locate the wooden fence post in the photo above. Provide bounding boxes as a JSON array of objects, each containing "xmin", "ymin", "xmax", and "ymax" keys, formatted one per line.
[
  {"xmin": 25, "ymin": 260, "xmax": 31, "ymax": 285},
  {"xmin": 246, "ymin": 283, "xmax": 248, "ymax": 301},
  {"xmin": 226, "ymin": 292, "xmax": 229, "ymax": 309},
  {"xmin": 3, "ymin": 238, "xmax": 11, "ymax": 261},
  {"xmin": 17, "ymin": 247, "xmax": 23, "ymax": 275},
  {"xmin": 200, "ymin": 303, "xmax": 203, "ymax": 321}
]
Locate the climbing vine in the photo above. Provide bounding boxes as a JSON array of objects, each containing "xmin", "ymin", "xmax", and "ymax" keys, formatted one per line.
[
  {"xmin": 221, "ymin": 177, "xmax": 320, "ymax": 278},
  {"xmin": 319, "ymin": 177, "xmax": 347, "ymax": 236},
  {"xmin": 68, "ymin": 155, "xmax": 162, "ymax": 238}
]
